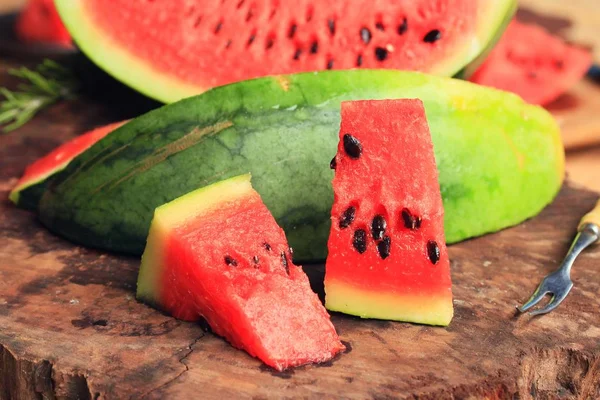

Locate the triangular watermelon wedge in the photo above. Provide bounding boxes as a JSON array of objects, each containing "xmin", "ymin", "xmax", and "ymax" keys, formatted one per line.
[
  {"xmin": 469, "ymin": 20, "xmax": 592, "ymax": 105},
  {"xmin": 55, "ymin": 0, "xmax": 516, "ymax": 103},
  {"xmin": 325, "ymin": 99, "xmax": 453, "ymax": 326},
  {"xmin": 137, "ymin": 174, "xmax": 345, "ymax": 370}
]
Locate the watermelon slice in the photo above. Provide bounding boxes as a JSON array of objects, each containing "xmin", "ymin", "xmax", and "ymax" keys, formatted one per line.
[
  {"xmin": 324, "ymin": 99, "xmax": 453, "ymax": 326},
  {"xmin": 15, "ymin": 0, "xmax": 72, "ymax": 47},
  {"xmin": 55, "ymin": 0, "xmax": 516, "ymax": 103},
  {"xmin": 137, "ymin": 174, "xmax": 345, "ymax": 370},
  {"xmin": 469, "ymin": 20, "xmax": 592, "ymax": 105},
  {"xmin": 9, "ymin": 121, "xmax": 126, "ymax": 211}
]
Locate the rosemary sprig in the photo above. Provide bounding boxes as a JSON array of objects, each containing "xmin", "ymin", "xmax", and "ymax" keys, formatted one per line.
[{"xmin": 0, "ymin": 59, "xmax": 78, "ymax": 133}]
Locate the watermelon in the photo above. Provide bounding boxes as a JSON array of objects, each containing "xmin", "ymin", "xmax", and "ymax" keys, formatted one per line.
[
  {"xmin": 469, "ymin": 20, "xmax": 593, "ymax": 105},
  {"xmin": 325, "ymin": 99, "xmax": 452, "ymax": 326},
  {"xmin": 9, "ymin": 121, "xmax": 126, "ymax": 211},
  {"xmin": 15, "ymin": 0, "xmax": 72, "ymax": 47},
  {"xmin": 54, "ymin": 0, "xmax": 516, "ymax": 103},
  {"xmin": 137, "ymin": 174, "xmax": 345, "ymax": 370},
  {"xmin": 38, "ymin": 70, "xmax": 564, "ymax": 261}
]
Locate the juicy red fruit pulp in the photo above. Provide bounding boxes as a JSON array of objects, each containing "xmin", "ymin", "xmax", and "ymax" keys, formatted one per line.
[
  {"xmin": 87, "ymin": 0, "xmax": 479, "ymax": 87},
  {"xmin": 325, "ymin": 99, "xmax": 453, "ymax": 326}
]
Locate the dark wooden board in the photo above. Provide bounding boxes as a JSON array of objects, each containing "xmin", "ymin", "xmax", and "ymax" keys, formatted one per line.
[{"xmin": 2, "ymin": 60, "xmax": 600, "ymax": 400}]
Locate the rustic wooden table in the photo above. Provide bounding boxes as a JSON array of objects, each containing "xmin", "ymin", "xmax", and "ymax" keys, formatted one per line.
[{"xmin": 1, "ymin": 55, "xmax": 600, "ymax": 399}]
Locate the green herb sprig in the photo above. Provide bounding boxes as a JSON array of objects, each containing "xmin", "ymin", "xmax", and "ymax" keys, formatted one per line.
[{"xmin": 0, "ymin": 59, "xmax": 78, "ymax": 133}]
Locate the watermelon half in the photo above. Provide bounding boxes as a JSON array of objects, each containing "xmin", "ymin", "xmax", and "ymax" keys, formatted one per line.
[
  {"xmin": 137, "ymin": 174, "xmax": 344, "ymax": 370},
  {"xmin": 325, "ymin": 99, "xmax": 453, "ymax": 326},
  {"xmin": 9, "ymin": 121, "xmax": 125, "ymax": 211},
  {"xmin": 469, "ymin": 20, "xmax": 593, "ymax": 105},
  {"xmin": 55, "ymin": 0, "xmax": 516, "ymax": 103}
]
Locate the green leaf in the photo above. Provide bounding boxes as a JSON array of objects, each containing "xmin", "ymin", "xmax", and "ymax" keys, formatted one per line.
[{"xmin": 1, "ymin": 59, "xmax": 79, "ymax": 133}]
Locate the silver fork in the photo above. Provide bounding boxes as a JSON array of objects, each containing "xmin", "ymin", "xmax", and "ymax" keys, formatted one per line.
[{"xmin": 518, "ymin": 199, "xmax": 600, "ymax": 316}]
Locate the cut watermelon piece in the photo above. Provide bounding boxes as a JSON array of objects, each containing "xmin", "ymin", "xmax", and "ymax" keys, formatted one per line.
[
  {"xmin": 469, "ymin": 20, "xmax": 592, "ymax": 105},
  {"xmin": 55, "ymin": 0, "xmax": 516, "ymax": 103},
  {"xmin": 324, "ymin": 99, "xmax": 453, "ymax": 326},
  {"xmin": 137, "ymin": 174, "xmax": 344, "ymax": 370},
  {"xmin": 16, "ymin": 0, "xmax": 72, "ymax": 47},
  {"xmin": 9, "ymin": 121, "xmax": 126, "ymax": 211}
]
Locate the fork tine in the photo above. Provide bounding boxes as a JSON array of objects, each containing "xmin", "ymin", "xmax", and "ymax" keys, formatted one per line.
[
  {"xmin": 517, "ymin": 287, "xmax": 549, "ymax": 313},
  {"xmin": 528, "ymin": 285, "xmax": 573, "ymax": 316}
]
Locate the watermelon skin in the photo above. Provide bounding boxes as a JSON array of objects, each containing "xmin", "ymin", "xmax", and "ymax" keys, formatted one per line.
[
  {"xmin": 55, "ymin": 0, "xmax": 516, "ymax": 103},
  {"xmin": 325, "ymin": 99, "xmax": 452, "ymax": 326},
  {"xmin": 38, "ymin": 70, "xmax": 564, "ymax": 261},
  {"xmin": 16, "ymin": 0, "xmax": 72, "ymax": 47},
  {"xmin": 9, "ymin": 121, "xmax": 126, "ymax": 211},
  {"xmin": 469, "ymin": 20, "xmax": 593, "ymax": 105},
  {"xmin": 137, "ymin": 174, "xmax": 344, "ymax": 371}
]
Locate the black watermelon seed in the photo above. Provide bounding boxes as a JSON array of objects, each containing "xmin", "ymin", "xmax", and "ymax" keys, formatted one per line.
[
  {"xmin": 352, "ymin": 229, "xmax": 368, "ymax": 254},
  {"xmin": 293, "ymin": 49, "xmax": 302, "ymax": 60},
  {"xmin": 360, "ymin": 27, "xmax": 372, "ymax": 44},
  {"xmin": 339, "ymin": 206, "xmax": 356, "ymax": 229},
  {"xmin": 247, "ymin": 34, "xmax": 256, "ymax": 46},
  {"xmin": 263, "ymin": 242, "xmax": 271, "ymax": 251},
  {"xmin": 423, "ymin": 29, "xmax": 442, "ymax": 43},
  {"xmin": 343, "ymin": 134, "xmax": 362, "ymax": 159},
  {"xmin": 375, "ymin": 47, "xmax": 388, "ymax": 61},
  {"xmin": 375, "ymin": 22, "xmax": 385, "ymax": 31},
  {"xmin": 397, "ymin": 17, "xmax": 408, "ymax": 35},
  {"xmin": 225, "ymin": 40, "xmax": 232, "ymax": 49},
  {"xmin": 330, "ymin": 156, "xmax": 337, "ymax": 169},
  {"xmin": 401, "ymin": 208, "xmax": 422, "ymax": 230},
  {"xmin": 427, "ymin": 240, "xmax": 441, "ymax": 265},
  {"xmin": 356, "ymin": 54, "xmax": 363, "ymax": 67},
  {"xmin": 554, "ymin": 60, "xmax": 564, "ymax": 69},
  {"xmin": 252, "ymin": 255, "xmax": 260, "ymax": 267},
  {"xmin": 281, "ymin": 252, "xmax": 289, "ymax": 274},
  {"xmin": 326, "ymin": 59, "xmax": 334, "ymax": 70},
  {"xmin": 377, "ymin": 236, "xmax": 391, "ymax": 259},
  {"xmin": 288, "ymin": 24, "xmax": 297, "ymax": 38},
  {"xmin": 214, "ymin": 21, "xmax": 223, "ymax": 34},
  {"xmin": 328, "ymin": 19, "xmax": 336, "ymax": 35},
  {"xmin": 310, "ymin": 41, "xmax": 319, "ymax": 54},
  {"xmin": 266, "ymin": 37, "xmax": 274, "ymax": 49},
  {"xmin": 224, "ymin": 255, "xmax": 238, "ymax": 266},
  {"xmin": 371, "ymin": 215, "xmax": 387, "ymax": 240}
]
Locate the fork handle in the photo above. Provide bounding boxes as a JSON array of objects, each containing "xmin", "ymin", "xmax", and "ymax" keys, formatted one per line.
[{"xmin": 579, "ymin": 199, "xmax": 600, "ymax": 232}]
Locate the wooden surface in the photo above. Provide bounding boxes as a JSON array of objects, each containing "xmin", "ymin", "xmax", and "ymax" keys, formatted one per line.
[{"xmin": 1, "ymin": 61, "xmax": 600, "ymax": 399}]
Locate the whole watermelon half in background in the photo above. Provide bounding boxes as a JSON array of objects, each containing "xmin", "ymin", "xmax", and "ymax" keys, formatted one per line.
[
  {"xmin": 469, "ymin": 20, "xmax": 592, "ymax": 106},
  {"xmin": 54, "ymin": 0, "xmax": 516, "ymax": 103}
]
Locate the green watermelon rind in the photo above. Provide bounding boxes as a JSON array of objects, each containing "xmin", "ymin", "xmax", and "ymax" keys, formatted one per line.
[
  {"xmin": 38, "ymin": 69, "xmax": 564, "ymax": 261},
  {"xmin": 55, "ymin": 0, "xmax": 516, "ymax": 103}
]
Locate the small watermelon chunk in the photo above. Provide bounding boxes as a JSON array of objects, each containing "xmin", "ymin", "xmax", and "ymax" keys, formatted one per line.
[
  {"xmin": 470, "ymin": 20, "xmax": 592, "ymax": 105},
  {"xmin": 16, "ymin": 0, "xmax": 72, "ymax": 47},
  {"xmin": 325, "ymin": 99, "xmax": 453, "ymax": 326},
  {"xmin": 137, "ymin": 174, "xmax": 344, "ymax": 370},
  {"xmin": 9, "ymin": 121, "xmax": 126, "ymax": 211}
]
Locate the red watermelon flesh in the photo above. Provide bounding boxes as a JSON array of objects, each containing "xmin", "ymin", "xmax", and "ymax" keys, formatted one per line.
[
  {"xmin": 9, "ymin": 121, "xmax": 126, "ymax": 208},
  {"xmin": 137, "ymin": 174, "xmax": 344, "ymax": 370},
  {"xmin": 325, "ymin": 99, "xmax": 453, "ymax": 326},
  {"xmin": 469, "ymin": 20, "xmax": 592, "ymax": 105},
  {"xmin": 79, "ymin": 0, "xmax": 507, "ymax": 93},
  {"xmin": 16, "ymin": 0, "xmax": 72, "ymax": 47}
]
